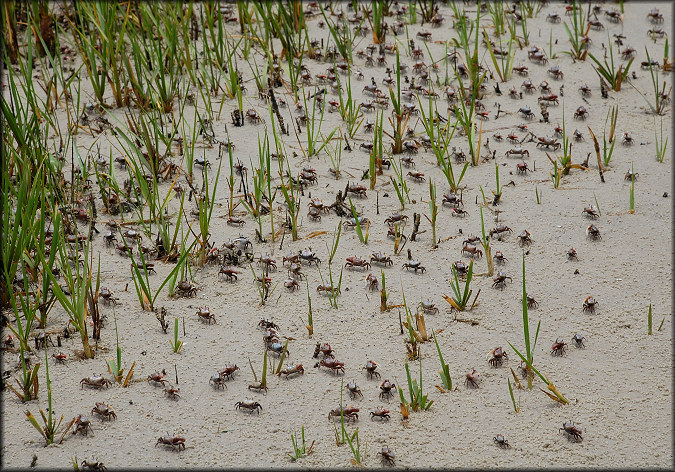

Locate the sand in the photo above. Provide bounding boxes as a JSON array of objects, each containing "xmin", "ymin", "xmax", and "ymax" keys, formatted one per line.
[{"xmin": 1, "ymin": 1, "xmax": 673, "ymax": 469}]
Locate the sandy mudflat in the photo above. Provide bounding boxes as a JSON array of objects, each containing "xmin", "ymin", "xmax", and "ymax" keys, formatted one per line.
[{"xmin": 1, "ymin": 1, "xmax": 673, "ymax": 469}]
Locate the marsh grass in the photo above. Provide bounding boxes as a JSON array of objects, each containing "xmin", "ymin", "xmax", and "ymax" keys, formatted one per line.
[
  {"xmin": 389, "ymin": 155, "xmax": 410, "ymax": 210},
  {"xmin": 399, "ymin": 359, "xmax": 434, "ymax": 415},
  {"xmin": 629, "ymin": 49, "xmax": 671, "ymax": 115},
  {"xmin": 479, "ymin": 207, "xmax": 494, "ymax": 276},
  {"xmin": 289, "ymin": 425, "xmax": 315, "ymax": 461},
  {"xmin": 305, "ymin": 280, "xmax": 313, "ymax": 336},
  {"xmin": 432, "ymin": 333, "xmax": 452, "ymax": 392},
  {"xmin": 629, "ymin": 163, "xmax": 635, "ymax": 214},
  {"xmin": 589, "ymin": 33, "xmax": 633, "ymax": 91},
  {"xmin": 127, "ymin": 233, "xmax": 195, "ymax": 312},
  {"xmin": 442, "ymin": 260, "xmax": 474, "ymax": 311},
  {"xmin": 169, "ymin": 317, "xmax": 183, "ymax": 354},
  {"xmin": 507, "ymin": 378, "xmax": 520, "ymax": 413},
  {"xmin": 562, "ymin": 1, "xmax": 589, "ymax": 61},
  {"xmin": 25, "ymin": 350, "xmax": 62, "ymax": 446},
  {"xmin": 484, "ymin": 31, "xmax": 515, "ymax": 82},
  {"xmin": 348, "ymin": 198, "xmax": 369, "ymax": 244},
  {"xmin": 655, "ymin": 117, "xmax": 669, "ymax": 163},
  {"xmin": 43, "ymin": 230, "xmax": 96, "ymax": 359},
  {"xmin": 647, "ymin": 304, "xmax": 653, "ymax": 335},
  {"xmin": 334, "ymin": 378, "xmax": 364, "ymax": 465},
  {"xmin": 427, "ymin": 180, "xmax": 438, "ymax": 248}
]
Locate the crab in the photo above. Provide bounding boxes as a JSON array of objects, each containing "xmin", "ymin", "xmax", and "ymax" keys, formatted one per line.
[
  {"xmin": 103, "ymin": 231, "xmax": 117, "ymax": 247},
  {"xmin": 235, "ymin": 400, "xmax": 262, "ymax": 414},
  {"xmin": 246, "ymin": 109, "xmax": 263, "ymax": 123},
  {"xmin": 384, "ymin": 213, "xmax": 408, "ymax": 225},
  {"xmin": 572, "ymin": 333, "xmax": 586, "ymax": 348},
  {"xmin": 574, "ymin": 106, "xmax": 588, "ymax": 120},
  {"xmin": 313, "ymin": 342, "xmax": 334, "ymax": 359},
  {"xmin": 318, "ymin": 357, "xmax": 345, "ymax": 375},
  {"xmin": 175, "ymin": 280, "xmax": 198, "ymax": 297},
  {"xmin": 344, "ymin": 256, "xmax": 371, "ymax": 270},
  {"xmin": 299, "ymin": 248, "xmax": 321, "ymax": 266},
  {"xmin": 73, "ymin": 415, "xmax": 93, "ymax": 435},
  {"xmin": 219, "ymin": 266, "xmax": 240, "ymax": 282},
  {"xmin": 226, "ymin": 216, "xmax": 245, "ymax": 227},
  {"xmin": 370, "ymin": 252, "xmax": 393, "ymax": 267},
  {"xmin": 80, "ymin": 459, "xmax": 107, "ymax": 471},
  {"xmin": 347, "ymin": 183, "xmax": 368, "ymax": 198},
  {"xmin": 461, "ymin": 243, "xmax": 483, "ymax": 259},
  {"xmin": 567, "ymin": 248, "xmax": 578, "ymax": 260},
  {"xmin": 442, "ymin": 192, "xmax": 463, "ymax": 207},
  {"xmin": 209, "ymin": 373, "xmax": 227, "ymax": 389},
  {"xmin": 122, "ymin": 229, "xmax": 142, "ymax": 241},
  {"xmin": 538, "ymin": 93, "xmax": 559, "ymax": 106},
  {"xmin": 52, "ymin": 352, "xmax": 67, "ymax": 364},
  {"xmin": 279, "ymin": 364, "xmax": 305, "ymax": 379},
  {"xmin": 316, "ymin": 284, "xmax": 341, "ymax": 296},
  {"xmin": 191, "ymin": 307, "xmax": 216, "ymax": 325},
  {"xmin": 492, "ymin": 271, "xmax": 512, "ymax": 290},
  {"xmin": 91, "ymin": 402, "xmax": 117, "ymax": 421},
  {"xmin": 588, "ymin": 19, "xmax": 604, "ymax": 30},
  {"xmin": 530, "ymin": 51, "xmax": 548, "ymax": 64},
  {"xmin": 516, "ymin": 162, "xmax": 530, "ymax": 175},
  {"xmin": 546, "ymin": 12, "xmax": 561, "ymax": 23},
  {"xmin": 258, "ymin": 254, "xmax": 278, "ymax": 272},
  {"xmin": 366, "ymin": 273, "xmax": 379, "ymax": 291},
  {"xmin": 547, "ymin": 66, "xmax": 564, "ymax": 80},
  {"xmin": 418, "ymin": 300, "xmax": 439, "ymax": 315},
  {"xmin": 407, "ymin": 171, "xmax": 426, "ymax": 182},
  {"xmin": 573, "ymin": 129, "xmax": 584, "ymax": 142},
  {"xmin": 98, "ymin": 287, "xmax": 118, "ymax": 306},
  {"xmin": 147, "ymin": 371, "xmax": 169, "ymax": 386},
  {"xmin": 487, "ymin": 346, "xmax": 508, "ymax": 367},
  {"xmin": 451, "ymin": 208, "xmax": 469, "ymax": 217},
  {"xmin": 621, "ymin": 133, "xmax": 634, "ymax": 146},
  {"xmin": 164, "ymin": 385, "xmax": 181, "ymax": 400},
  {"xmin": 370, "ymin": 407, "xmax": 391, "ymax": 421},
  {"xmin": 586, "ymin": 224, "xmax": 601, "ymax": 240},
  {"xmin": 266, "ymin": 341, "xmax": 288, "ymax": 357},
  {"xmin": 494, "ymin": 434, "xmax": 511, "ymax": 448},
  {"xmin": 328, "ymin": 406, "xmax": 359, "ymax": 422},
  {"xmin": 248, "ymin": 381, "xmax": 268, "ymax": 394},
  {"xmin": 517, "ymin": 106, "xmax": 535, "ymax": 120},
  {"xmin": 513, "ymin": 65, "xmax": 529, "ymax": 77},
  {"xmin": 527, "ymin": 294, "xmax": 539, "ymax": 309},
  {"xmin": 219, "ymin": 364, "xmax": 240, "ymax": 381},
  {"xmin": 380, "ymin": 446, "xmax": 396, "ymax": 466},
  {"xmin": 506, "ymin": 147, "xmax": 530, "ymax": 159},
  {"xmin": 582, "ymin": 296, "xmax": 598, "ymax": 314},
  {"xmin": 536, "ymin": 137, "xmax": 561, "ymax": 150},
  {"xmin": 308, "ymin": 206, "xmax": 322, "ymax": 221},
  {"xmin": 647, "ymin": 9, "xmax": 664, "ymax": 23},
  {"xmin": 345, "ymin": 380, "xmax": 364, "ymax": 399},
  {"xmin": 363, "ymin": 360, "xmax": 381, "ymax": 379},
  {"xmin": 283, "ymin": 278, "xmax": 299, "ymax": 291},
  {"xmin": 81, "ymin": 375, "xmax": 112, "ymax": 390},
  {"xmin": 578, "ymin": 84, "xmax": 592, "ymax": 96},
  {"xmin": 379, "ymin": 380, "xmax": 396, "ymax": 400},
  {"xmin": 583, "ymin": 205, "xmax": 600, "ymax": 219},
  {"xmin": 155, "ymin": 434, "xmax": 186, "ymax": 450},
  {"xmin": 551, "ymin": 337, "xmax": 568, "ymax": 356},
  {"xmin": 465, "ymin": 369, "xmax": 480, "ymax": 388},
  {"xmin": 492, "ymin": 251, "xmax": 507, "ymax": 266},
  {"xmin": 402, "ymin": 259, "xmax": 426, "ymax": 273},
  {"xmin": 560, "ymin": 421, "xmax": 583, "ymax": 441},
  {"xmin": 517, "ymin": 230, "xmax": 534, "ymax": 247}
]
